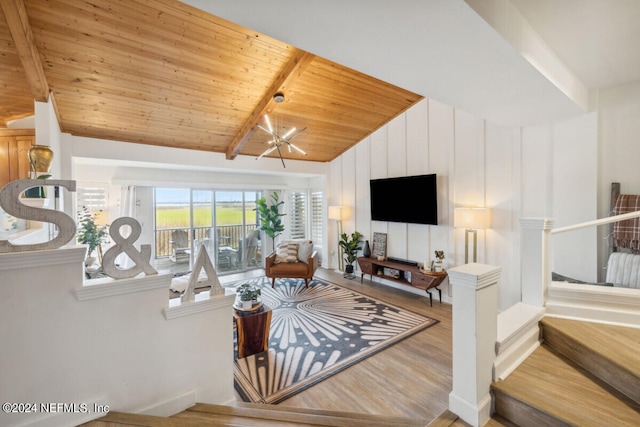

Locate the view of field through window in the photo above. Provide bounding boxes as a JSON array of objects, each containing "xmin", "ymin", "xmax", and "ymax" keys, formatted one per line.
[
  {"xmin": 154, "ymin": 189, "xmax": 262, "ymax": 267},
  {"xmin": 155, "ymin": 189, "xmax": 258, "ymax": 229}
]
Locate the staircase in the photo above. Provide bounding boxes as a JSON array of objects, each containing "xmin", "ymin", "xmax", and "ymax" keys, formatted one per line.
[
  {"xmin": 491, "ymin": 317, "xmax": 640, "ymax": 426},
  {"xmin": 82, "ymin": 402, "xmax": 428, "ymax": 426}
]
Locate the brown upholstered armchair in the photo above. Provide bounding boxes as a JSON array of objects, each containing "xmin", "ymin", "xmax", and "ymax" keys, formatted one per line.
[{"xmin": 265, "ymin": 249, "xmax": 319, "ymax": 288}]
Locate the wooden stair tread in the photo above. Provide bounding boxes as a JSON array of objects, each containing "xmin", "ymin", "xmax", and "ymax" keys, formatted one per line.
[
  {"xmin": 483, "ymin": 415, "xmax": 518, "ymax": 427},
  {"xmin": 425, "ymin": 409, "xmax": 461, "ymax": 426},
  {"xmin": 492, "ymin": 345, "xmax": 640, "ymax": 426},
  {"xmin": 80, "ymin": 411, "xmax": 209, "ymax": 426},
  {"xmin": 542, "ymin": 317, "xmax": 640, "ymax": 378},
  {"xmin": 174, "ymin": 403, "xmax": 426, "ymax": 427},
  {"xmin": 541, "ymin": 317, "xmax": 640, "ymax": 403}
]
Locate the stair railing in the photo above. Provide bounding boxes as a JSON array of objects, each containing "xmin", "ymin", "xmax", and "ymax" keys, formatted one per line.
[{"xmin": 546, "ymin": 210, "xmax": 640, "ymax": 304}]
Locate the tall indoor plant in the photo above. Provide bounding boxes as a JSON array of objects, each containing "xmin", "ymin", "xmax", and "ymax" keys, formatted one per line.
[
  {"xmin": 77, "ymin": 206, "xmax": 109, "ymax": 265},
  {"xmin": 254, "ymin": 192, "xmax": 286, "ymax": 252},
  {"xmin": 339, "ymin": 231, "xmax": 363, "ymax": 278}
]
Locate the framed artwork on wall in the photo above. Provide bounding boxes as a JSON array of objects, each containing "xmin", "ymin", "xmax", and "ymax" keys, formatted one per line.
[{"xmin": 372, "ymin": 232, "xmax": 387, "ymax": 259}]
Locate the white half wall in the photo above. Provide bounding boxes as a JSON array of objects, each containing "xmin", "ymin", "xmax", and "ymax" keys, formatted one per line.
[{"xmin": 0, "ymin": 247, "xmax": 235, "ymax": 427}]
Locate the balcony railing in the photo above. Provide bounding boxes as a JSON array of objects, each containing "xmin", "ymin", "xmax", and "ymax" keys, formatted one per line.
[{"xmin": 155, "ymin": 224, "xmax": 260, "ymax": 258}]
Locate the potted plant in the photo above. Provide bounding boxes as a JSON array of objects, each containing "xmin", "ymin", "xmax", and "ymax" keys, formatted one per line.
[
  {"xmin": 76, "ymin": 206, "xmax": 109, "ymax": 265},
  {"xmin": 434, "ymin": 250, "xmax": 445, "ymax": 272},
  {"xmin": 254, "ymin": 192, "xmax": 286, "ymax": 252},
  {"xmin": 339, "ymin": 231, "xmax": 363, "ymax": 278},
  {"xmin": 236, "ymin": 283, "xmax": 261, "ymax": 309}
]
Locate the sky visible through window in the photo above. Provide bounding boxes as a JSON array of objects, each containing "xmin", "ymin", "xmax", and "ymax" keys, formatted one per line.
[{"xmin": 155, "ymin": 189, "xmax": 248, "ymax": 205}]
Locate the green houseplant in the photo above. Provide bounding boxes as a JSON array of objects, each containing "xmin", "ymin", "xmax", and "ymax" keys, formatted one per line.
[
  {"xmin": 236, "ymin": 283, "xmax": 261, "ymax": 309},
  {"xmin": 339, "ymin": 231, "xmax": 363, "ymax": 278},
  {"xmin": 254, "ymin": 192, "xmax": 286, "ymax": 252},
  {"xmin": 76, "ymin": 206, "xmax": 109, "ymax": 263}
]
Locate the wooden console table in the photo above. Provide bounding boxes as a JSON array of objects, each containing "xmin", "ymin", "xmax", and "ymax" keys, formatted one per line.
[
  {"xmin": 357, "ymin": 257, "xmax": 447, "ymax": 306},
  {"xmin": 234, "ymin": 305, "xmax": 272, "ymax": 358}
]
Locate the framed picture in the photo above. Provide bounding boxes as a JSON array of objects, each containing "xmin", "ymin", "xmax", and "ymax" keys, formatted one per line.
[{"xmin": 372, "ymin": 232, "xmax": 387, "ymax": 259}]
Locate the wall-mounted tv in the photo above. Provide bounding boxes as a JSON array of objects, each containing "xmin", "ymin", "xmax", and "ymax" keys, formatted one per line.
[{"xmin": 370, "ymin": 174, "xmax": 437, "ymax": 225}]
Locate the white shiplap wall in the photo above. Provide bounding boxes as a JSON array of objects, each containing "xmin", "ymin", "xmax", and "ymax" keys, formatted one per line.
[{"xmin": 329, "ymin": 98, "xmax": 523, "ymax": 309}]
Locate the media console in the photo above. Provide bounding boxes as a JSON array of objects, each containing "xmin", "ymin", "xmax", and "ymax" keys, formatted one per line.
[{"xmin": 356, "ymin": 256, "xmax": 447, "ymax": 306}]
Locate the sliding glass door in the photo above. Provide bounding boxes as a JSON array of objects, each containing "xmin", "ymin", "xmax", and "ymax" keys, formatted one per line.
[
  {"xmin": 154, "ymin": 188, "xmax": 261, "ymax": 275},
  {"xmin": 214, "ymin": 191, "xmax": 261, "ymax": 271}
]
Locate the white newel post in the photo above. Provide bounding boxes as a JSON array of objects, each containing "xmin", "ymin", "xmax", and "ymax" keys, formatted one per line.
[
  {"xmin": 520, "ymin": 218, "xmax": 554, "ymax": 307},
  {"xmin": 448, "ymin": 263, "xmax": 501, "ymax": 427}
]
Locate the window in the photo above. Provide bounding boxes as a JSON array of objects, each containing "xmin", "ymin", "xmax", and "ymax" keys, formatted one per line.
[
  {"xmin": 311, "ymin": 191, "xmax": 323, "ymax": 244},
  {"xmin": 76, "ymin": 184, "xmax": 108, "ymax": 211},
  {"xmin": 76, "ymin": 182, "xmax": 109, "ymax": 223},
  {"xmin": 289, "ymin": 191, "xmax": 307, "ymax": 240}
]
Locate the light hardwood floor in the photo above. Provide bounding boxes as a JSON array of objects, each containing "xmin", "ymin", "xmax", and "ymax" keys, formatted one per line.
[{"xmin": 230, "ymin": 267, "xmax": 455, "ymax": 424}]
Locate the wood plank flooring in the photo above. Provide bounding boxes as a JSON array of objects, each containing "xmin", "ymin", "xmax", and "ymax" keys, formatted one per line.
[
  {"xmin": 232, "ymin": 268, "xmax": 455, "ymax": 424},
  {"xmin": 492, "ymin": 345, "xmax": 640, "ymax": 426}
]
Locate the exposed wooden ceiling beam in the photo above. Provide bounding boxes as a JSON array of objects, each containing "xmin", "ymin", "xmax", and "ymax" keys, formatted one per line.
[
  {"xmin": 226, "ymin": 50, "xmax": 315, "ymax": 160},
  {"xmin": 0, "ymin": 0, "xmax": 49, "ymax": 102}
]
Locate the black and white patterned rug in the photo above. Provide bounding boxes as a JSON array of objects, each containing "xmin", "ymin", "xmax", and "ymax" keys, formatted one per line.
[{"xmin": 229, "ymin": 277, "xmax": 439, "ymax": 404}]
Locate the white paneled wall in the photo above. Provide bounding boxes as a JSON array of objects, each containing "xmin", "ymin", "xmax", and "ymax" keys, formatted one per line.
[
  {"xmin": 328, "ymin": 156, "xmax": 343, "ymax": 270},
  {"xmin": 328, "ymin": 95, "xmax": 602, "ymax": 309},
  {"xmin": 485, "ymin": 123, "xmax": 520, "ymax": 308},
  {"xmin": 551, "ymin": 113, "xmax": 598, "ymax": 282},
  {"xmin": 521, "ymin": 125, "xmax": 553, "ymax": 218},
  {"xmin": 355, "ymin": 140, "xmax": 372, "ymax": 247},
  {"xmin": 329, "ymin": 98, "xmax": 522, "ymax": 308}
]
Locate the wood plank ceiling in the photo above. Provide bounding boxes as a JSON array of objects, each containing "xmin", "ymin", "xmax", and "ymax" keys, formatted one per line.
[{"xmin": 0, "ymin": 0, "xmax": 423, "ymax": 164}]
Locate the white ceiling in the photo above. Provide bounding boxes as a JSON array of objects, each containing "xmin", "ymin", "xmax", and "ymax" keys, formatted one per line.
[
  {"xmin": 510, "ymin": 0, "xmax": 640, "ymax": 90},
  {"xmin": 182, "ymin": 0, "xmax": 640, "ymax": 128}
]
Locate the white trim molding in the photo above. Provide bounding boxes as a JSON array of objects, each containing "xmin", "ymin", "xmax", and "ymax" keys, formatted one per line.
[
  {"xmin": 163, "ymin": 289, "xmax": 236, "ymax": 320},
  {"xmin": 546, "ymin": 281, "xmax": 640, "ymax": 328},
  {"xmin": 75, "ymin": 274, "xmax": 172, "ymax": 301}
]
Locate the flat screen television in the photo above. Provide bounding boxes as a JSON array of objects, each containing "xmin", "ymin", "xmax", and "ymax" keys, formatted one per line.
[{"xmin": 370, "ymin": 174, "xmax": 437, "ymax": 225}]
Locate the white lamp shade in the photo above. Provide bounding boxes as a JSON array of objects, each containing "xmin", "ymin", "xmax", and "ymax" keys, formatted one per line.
[
  {"xmin": 454, "ymin": 207, "xmax": 491, "ymax": 230},
  {"xmin": 328, "ymin": 205, "xmax": 343, "ymax": 220}
]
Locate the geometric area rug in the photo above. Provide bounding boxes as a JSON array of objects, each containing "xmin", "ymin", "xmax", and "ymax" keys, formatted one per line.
[{"xmin": 228, "ymin": 276, "xmax": 439, "ymax": 404}]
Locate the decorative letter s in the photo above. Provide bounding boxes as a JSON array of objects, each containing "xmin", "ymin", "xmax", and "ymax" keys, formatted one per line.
[{"xmin": 0, "ymin": 179, "xmax": 77, "ymax": 253}]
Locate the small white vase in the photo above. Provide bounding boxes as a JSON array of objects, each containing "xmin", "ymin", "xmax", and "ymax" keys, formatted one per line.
[
  {"xmin": 241, "ymin": 300, "xmax": 252, "ymax": 309},
  {"xmin": 434, "ymin": 260, "xmax": 443, "ymax": 272}
]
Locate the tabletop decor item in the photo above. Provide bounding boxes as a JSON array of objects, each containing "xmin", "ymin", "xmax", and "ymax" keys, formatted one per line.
[
  {"xmin": 235, "ymin": 282, "xmax": 262, "ymax": 310},
  {"xmin": 434, "ymin": 250, "xmax": 445, "ymax": 272},
  {"xmin": 24, "ymin": 145, "xmax": 53, "ymax": 198},
  {"xmin": 362, "ymin": 239, "xmax": 371, "ymax": 257}
]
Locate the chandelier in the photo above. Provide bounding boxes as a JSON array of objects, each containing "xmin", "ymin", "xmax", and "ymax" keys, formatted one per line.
[{"xmin": 256, "ymin": 114, "xmax": 307, "ymax": 168}]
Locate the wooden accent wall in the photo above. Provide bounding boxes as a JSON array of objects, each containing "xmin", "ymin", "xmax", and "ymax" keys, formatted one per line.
[{"xmin": 0, "ymin": 129, "xmax": 35, "ymax": 188}]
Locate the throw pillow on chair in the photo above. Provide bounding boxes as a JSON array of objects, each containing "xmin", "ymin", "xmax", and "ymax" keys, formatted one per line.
[{"xmin": 275, "ymin": 242, "xmax": 298, "ymax": 263}]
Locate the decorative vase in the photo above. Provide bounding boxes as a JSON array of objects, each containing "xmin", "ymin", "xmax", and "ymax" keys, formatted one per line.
[
  {"xmin": 362, "ymin": 240, "xmax": 371, "ymax": 257},
  {"xmin": 28, "ymin": 145, "xmax": 54, "ymax": 175},
  {"xmin": 242, "ymin": 300, "xmax": 252, "ymax": 309},
  {"xmin": 434, "ymin": 260, "xmax": 443, "ymax": 273}
]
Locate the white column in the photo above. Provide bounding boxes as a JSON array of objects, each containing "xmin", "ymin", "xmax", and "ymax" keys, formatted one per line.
[
  {"xmin": 448, "ymin": 263, "xmax": 501, "ymax": 427},
  {"xmin": 520, "ymin": 218, "xmax": 554, "ymax": 306}
]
